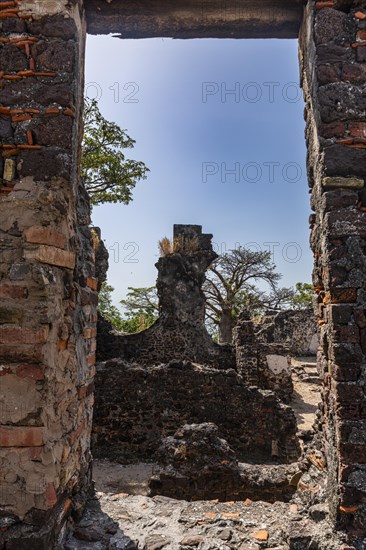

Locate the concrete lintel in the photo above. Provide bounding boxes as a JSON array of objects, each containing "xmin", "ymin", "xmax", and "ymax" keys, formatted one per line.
[{"xmin": 85, "ymin": 0, "xmax": 303, "ymax": 39}]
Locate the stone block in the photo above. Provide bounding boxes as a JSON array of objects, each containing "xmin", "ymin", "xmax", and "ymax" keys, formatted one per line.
[
  {"xmin": 32, "ymin": 116, "xmax": 73, "ymax": 149},
  {"xmin": 24, "ymin": 245, "xmax": 75, "ymax": 269},
  {"xmin": 0, "ymin": 305, "xmax": 23, "ymax": 325},
  {"xmin": 315, "ymin": 8, "xmax": 347, "ymax": 45},
  {"xmin": 325, "ymin": 210, "xmax": 366, "ymax": 239},
  {"xmin": 0, "ymin": 80, "xmax": 74, "ymax": 107},
  {"xmin": 86, "ymin": 277, "xmax": 98, "ymax": 291},
  {"xmin": 342, "ymin": 63, "xmax": 366, "ymax": 83},
  {"xmin": 324, "ymin": 288, "xmax": 357, "ymax": 304},
  {"xmin": 18, "ymin": 148, "xmax": 71, "ymax": 181},
  {"xmin": 322, "ymin": 176, "xmax": 364, "ymax": 189},
  {"xmin": 0, "ymin": 118, "xmax": 13, "ymax": 141},
  {"xmin": 27, "ymin": 15, "xmax": 78, "ymax": 40},
  {"xmin": 0, "ymin": 44, "xmax": 28, "ymax": 73},
  {"xmin": 356, "ymin": 46, "xmax": 366, "ymax": 62},
  {"xmin": 32, "ymin": 39, "xmax": 75, "ymax": 72},
  {"xmin": 323, "ymin": 145, "xmax": 366, "ymax": 178},
  {"xmin": 3, "ymin": 158, "xmax": 16, "ymax": 182},
  {"xmin": 0, "ymin": 344, "xmax": 43, "ymax": 363},
  {"xmin": 24, "ymin": 226, "xmax": 66, "ymax": 249}
]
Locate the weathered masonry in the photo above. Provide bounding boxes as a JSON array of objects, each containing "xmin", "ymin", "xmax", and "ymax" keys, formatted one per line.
[{"xmin": 0, "ymin": 0, "xmax": 365, "ymax": 547}]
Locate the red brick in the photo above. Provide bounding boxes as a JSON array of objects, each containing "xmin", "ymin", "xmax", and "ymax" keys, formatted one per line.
[
  {"xmin": 315, "ymin": 1, "xmax": 335, "ymax": 9},
  {"xmin": 24, "ymin": 245, "xmax": 75, "ymax": 270},
  {"xmin": 83, "ymin": 328, "xmax": 92, "ymax": 339},
  {"xmin": 0, "ymin": 426, "xmax": 44, "ymax": 446},
  {"xmin": 87, "ymin": 353, "xmax": 96, "ymax": 366},
  {"xmin": 0, "ymin": 344, "xmax": 43, "ymax": 363},
  {"xmin": 348, "ymin": 122, "xmax": 366, "ymax": 138},
  {"xmin": 86, "ymin": 277, "xmax": 98, "ymax": 291},
  {"xmin": 355, "ymin": 11, "xmax": 366, "ymax": 20},
  {"xmin": 0, "ymin": 326, "xmax": 48, "ymax": 345},
  {"xmin": 70, "ymin": 421, "xmax": 85, "ymax": 445},
  {"xmin": 45, "ymin": 483, "xmax": 57, "ymax": 508},
  {"xmin": 319, "ymin": 121, "xmax": 345, "ymax": 139},
  {"xmin": 57, "ymin": 339, "xmax": 67, "ymax": 350},
  {"xmin": 24, "ymin": 226, "xmax": 66, "ymax": 249},
  {"xmin": 324, "ymin": 288, "xmax": 357, "ymax": 304},
  {"xmin": 86, "ymin": 381, "xmax": 94, "ymax": 396},
  {"xmin": 77, "ymin": 385, "xmax": 87, "ymax": 399},
  {"xmin": 16, "ymin": 364, "xmax": 44, "ymax": 381},
  {"xmin": 0, "ymin": 284, "xmax": 27, "ymax": 300}
]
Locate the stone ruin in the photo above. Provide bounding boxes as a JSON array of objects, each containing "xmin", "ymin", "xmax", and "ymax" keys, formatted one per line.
[
  {"xmin": 91, "ymin": 224, "xmax": 317, "ymax": 547},
  {"xmin": 97, "ymin": 225, "xmax": 234, "ymax": 369},
  {"xmin": 0, "ymin": 0, "xmax": 366, "ymax": 547}
]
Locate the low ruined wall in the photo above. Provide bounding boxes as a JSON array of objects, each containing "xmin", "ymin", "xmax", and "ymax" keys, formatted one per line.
[
  {"xmin": 92, "ymin": 360, "xmax": 300, "ymax": 464},
  {"xmin": 255, "ymin": 309, "xmax": 318, "ymax": 356},
  {"xmin": 97, "ymin": 314, "xmax": 235, "ymax": 369},
  {"xmin": 234, "ymin": 314, "xmax": 294, "ymax": 403}
]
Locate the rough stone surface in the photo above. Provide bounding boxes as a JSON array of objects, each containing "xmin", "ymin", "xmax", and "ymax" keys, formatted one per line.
[
  {"xmin": 149, "ymin": 423, "xmax": 304, "ymax": 503},
  {"xmin": 300, "ymin": 0, "xmax": 366, "ymax": 529},
  {"xmin": 92, "ymin": 359, "xmax": 300, "ymax": 465},
  {"xmin": 254, "ymin": 309, "xmax": 319, "ymax": 356},
  {"xmin": 0, "ymin": 3, "xmax": 97, "ymax": 548},
  {"xmin": 63, "ymin": 456, "xmax": 363, "ymax": 550}
]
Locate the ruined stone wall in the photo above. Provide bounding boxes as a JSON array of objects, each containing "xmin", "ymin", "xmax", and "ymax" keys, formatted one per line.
[
  {"xmin": 0, "ymin": 2, "xmax": 96, "ymax": 547},
  {"xmin": 92, "ymin": 359, "xmax": 300, "ymax": 465},
  {"xmin": 234, "ymin": 312, "xmax": 294, "ymax": 403},
  {"xmin": 255, "ymin": 309, "xmax": 319, "ymax": 356},
  {"xmin": 97, "ymin": 225, "xmax": 236, "ymax": 370},
  {"xmin": 300, "ymin": 0, "xmax": 366, "ymax": 529}
]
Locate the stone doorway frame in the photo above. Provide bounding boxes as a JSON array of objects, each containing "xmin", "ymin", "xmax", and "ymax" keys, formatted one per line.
[{"xmin": 0, "ymin": 0, "xmax": 365, "ymax": 546}]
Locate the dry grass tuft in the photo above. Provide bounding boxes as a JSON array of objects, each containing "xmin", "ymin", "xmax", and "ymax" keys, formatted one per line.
[
  {"xmin": 159, "ymin": 237, "xmax": 172, "ymax": 256},
  {"xmin": 159, "ymin": 235, "xmax": 200, "ymax": 257}
]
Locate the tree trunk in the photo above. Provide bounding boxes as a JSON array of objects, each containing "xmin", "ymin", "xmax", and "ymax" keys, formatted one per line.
[{"xmin": 219, "ymin": 311, "xmax": 235, "ymax": 344}]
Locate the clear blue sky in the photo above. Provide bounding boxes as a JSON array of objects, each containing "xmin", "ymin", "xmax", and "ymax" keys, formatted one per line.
[{"xmin": 85, "ymin": 36, "xmax": 312, "ymax": 308}]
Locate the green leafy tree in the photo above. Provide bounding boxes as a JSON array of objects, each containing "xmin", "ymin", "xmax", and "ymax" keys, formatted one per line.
[
  {"xmin": 120, "ymin": 286, "xmax": 158, "ymax": 332},
  {"xmin": 204, "ymin": 247, "xmax": 281, "ymax": 344},
  {"xmin": 98, "ymin": 284, "xmax": 158, "ymax": 333},
  {"xmin": 289, "ymin": 282, "xmax": 314, "ymax": 310},
  {"xmin": 98, "ymin": 282, "xmax": 124, "ymax": 331},
  {"xmin": 82, "ymin": 98, "xmax": 149, "ymax": 206}
]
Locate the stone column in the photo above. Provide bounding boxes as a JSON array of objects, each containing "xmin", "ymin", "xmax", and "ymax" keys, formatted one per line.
[
  {"xmin": 0, "ymin": 1, "xmax": 96, "ymax": 547},
  {"xmin": 300, "ymin": 0, "xmax": 366, "ymax": 529}
]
